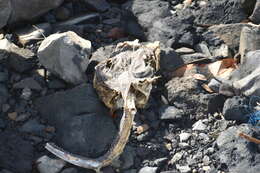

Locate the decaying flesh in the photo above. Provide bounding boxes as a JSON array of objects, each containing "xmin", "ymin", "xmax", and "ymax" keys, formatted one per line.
[{"xmin": 45, "ymin": 40, "xmax": 160, "ymax": 173}]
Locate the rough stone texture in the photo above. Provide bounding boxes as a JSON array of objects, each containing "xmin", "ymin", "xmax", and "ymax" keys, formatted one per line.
[
  {"xmin": 0, "ymin": 39, "xmax": 35, "ymax": 72},
  {"xmin": 209, "ymin": 23, "xmax": 253, "ymax": 51},
  {"xmin": 0, "ymin": 131, "xmax": 34, "ymax": 173},
  {"xmin": 34, "ymin": 84, "xmax": 117, "ymax": 157},
  {"xmin": 37, "ymin": 155, "xmax": 66, "ymax": 173},
  {"xmin": 38, "ymin": 31, "xmax": 91, "ymax": 85},
  {"xmin": 215, "ymin": 124, "xmax": 260, "ymax": 173},
  {"xmin": 123, "ymin": 0, "xmax": 197, "ymax": 48},
  {"xmin": 0, "ymin": 0, "xmax": 12, "ymax": 29},
  {"xmin": 83, "ymin": 0, "xmax": 110, "ymax": 12},
  {"xmin": 249, "ymin": 0, "xmax": 260, "ymax": 24},
  {"xmin": 8, "ymin": 0, "xmax": 64, "ymax": 24},
  {"xmin": 160, "ymin": 47, "xmax": 183, "ymax": 72},
  {"xmin": 222, "ymin": 96, "xmax": 249, "ymax": 123},
  {"xmin": 239, "ymin": 26, "xmax": 260, "ymax": 64},
  {"xmin": 231, "ymin": 50, "xmax": 260, "ymax": 96},
  {"xmin": 195, "ymin": 0, "xmax": 248, "ymax": 25},
  {"xmin": 165, "ymin": 76, "xmax": 211, "ymax": 119}
]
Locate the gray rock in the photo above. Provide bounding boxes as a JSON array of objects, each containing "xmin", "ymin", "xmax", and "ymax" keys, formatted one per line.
[
  {"xmin": 209, "ymin": 23, "xmax": 253, "ymax": 51},
  {"xmin": 38, "ymin": 31, "xmax": 91, "ymax": 85},
  {"xmin": 222, "ymin": 96, "xmax": 249, "ymax": 122},
  {"xmin": 8, "ymin": 0, "xmax": 64, "ymax": 24},
  {"xmin": 160, "ymin": 47, "xmax": 183, "ymax": 72},
  {"xmin": 192, "ymin": 120, "xmax": 207, "ymax": 131},
  {"xmin": 180, "ymin": 53, "xmax": 208, "ymax": 64},
  {"xmin": 37, "ymin": 155, "xmax": 66, "ymax": 173},
  {"xmin": 208, "ymin": 78, "xmax": 221, "ymax": 92},
  {"xmin": 83, "ymin": 0, "xmax": 110, "ymax": 12},
  {"xmin": 195, "ymin": 0, "xmax": 247, "ymax": 25},
  {"xmin": 215, "ymin": 124, "xmax": 260, "ymax": 173},
  {"xmin": 14, "ymin": 77, "xmax": 42, "ymax": 90},
  {"xmin": 61, "ymin": 168, "xmax": 78, "ymax": 173},
  {"xmin": 138, "ymin": 167, "xmax": 158, "ymax": 173},
  {"xmin": 0, "ymin": 131, "xmax": 34, "ymax": 173},
  {"xmin": 123, "ymin": 170, "xmax": 137, "ymax": 173},
  {"xmin": 0, "ymin": 84, "xmax": 8, "ymax": 108},
  {"xmin": 249, "ymin": 0, "xmax": 260, "ymax": 24},
  {"xmin": 120, "ymin": 146, "xmax": 136, "ymax": 170},
  {"xmin": 19, "ymin": 119, "xmax": 45, "ymax": 135},
  {"xmin": 165, "ymin": 76, "xmax": 211, "ymax": 119},
  {"xmin": 159, "ymin": 105, "xmax": 184, "ymax": 120},
  {"xmin": 34, "ymin": 84, "xmax": 117, "ymax": 157},
  {"xmin": 0, "ymin": 0, "xmax": 11, "ymax": 29},
  {"xmin": 0, "ymin": 170, "xmax": 13, "ymax": 173},
  {"xmin": 195, "ymin": 43, "xmax": 211, "ymax": 57},
  {"xmin": 0, "ymin": 39, "xmax": 35, "ymax": 72},
  {"xmin": 232, "ymin": 50, "xmax": 260, "ymax": 96},
  {"xmin": 88, "ymin": 45, "xmax": 115, "ymax": 73},
  {"xmin": 123, "ymin": 0, "xmax": 197, "ymax": 48},
  {"xmin": 239, "ymin": 26, "xmax": 260, "ymax": 64}
]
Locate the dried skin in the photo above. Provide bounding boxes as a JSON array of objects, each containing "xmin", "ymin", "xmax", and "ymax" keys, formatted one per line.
[{"xmin": 46, "ymin": 40, "xmax": 160, "ymax": 173}]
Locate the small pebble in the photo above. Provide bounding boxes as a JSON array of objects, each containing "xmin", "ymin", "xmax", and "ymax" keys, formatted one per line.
[
  {"xmin": 8, "ymin": 112, "xmax": 17, "ymax": 121},
  {"xmin": 179, "ymin": 132, "xmax": 191, "ymax": 142}
]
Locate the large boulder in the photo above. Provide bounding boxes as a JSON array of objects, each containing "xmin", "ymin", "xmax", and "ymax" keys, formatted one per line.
[
  {"xmin": 34, "ymin": 84, "xmax": 117, "ymax": 157},
  {"xmin": 38, "ymin": 31, "xmax": 91, "ymax": 85}
]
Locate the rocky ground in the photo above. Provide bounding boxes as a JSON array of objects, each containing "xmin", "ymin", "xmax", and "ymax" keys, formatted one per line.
[{"xmin": 0, "ymin": 0, "xmax": 260, "ymax": 173}]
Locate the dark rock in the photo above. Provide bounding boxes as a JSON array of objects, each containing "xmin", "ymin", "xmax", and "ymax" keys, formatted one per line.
[
  {"xmin": 165, "ymin": 76, "xmax": 211, "ymax": 119},
  {"xmin": 222, "ymin": 96, "xmax": 249, "ymax": 122},
  {"xmin": 0, "ymin": 84, "xmax": 8, "ymax": 108},
  {"xmin": 195, "ymin": 0, "xmax": 248, "ymax": 25},
  {"xmin": 19, "ymin": 119, "xmax": 45, "ymax": 135},
  {"xmin": 34, "ymin": 84, "xmax": 117, "ymax": 157},
  {"xmin": 0, "ymin": 0, "xmax": 11, "ymax": 29},
  {"xmin": 14, "ymin": 77, "xmax": 42, "ymax": 90},
  {"xmin": 37, "ymin": 155, "xmax": 66, "ymax": 173},
  {"xmin": 239, "ymin": 26, "xmax": 260, "ymax": 64},
  {"xmin": 215, "ymin": 124, "xmax": 260, "ymax": 173},
  {"xmin": 249, "ymin": 0, "xmax": 260, "ymax": 24},
  {"xmin": 120, "ymin": 146, "xmax": 136, "ymax": 170},
  {"xmin": 83, "ymin": 0, "xmax": 110, "ymax": 12},
  {"xmin": 8, "ymin": 0, "xmax": 64, "ymax": 25},
  {"xmin": 160, "ymin": 47, "xmax": 183, "ymax": 72},
  {"xmin": 54, "ymin": 6, "xmax": 71, "ymax": 21},
  {"xmin": 159, "ymin": 105, "xmax": 184, "ymax": 120},
  {"xmin": 0, "ymin": 39, "xmax": 35, "ymax": 72},
  {"xmin": 123, "ymin": 0, "xmax": 197, "ymax": 48},
  {"xmin": 0, "ymin": 131, "xmax": 34, "ymax": 173},
  {"xmin": 121, "ymin": 11, "xmax": 146, "ymax": 40},
  {"xmin": 61, "ymin": 168, "xmax": 78, "ymax": 173},
  {"xmin": 207, "ymin": 94, "xmax": 226, "ymax": 114}
]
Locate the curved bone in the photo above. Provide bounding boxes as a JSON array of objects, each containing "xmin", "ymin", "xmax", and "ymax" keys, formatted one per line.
[{"xmin": 45, "ymin": 88, "xmax": 136, "ymax": 173}]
